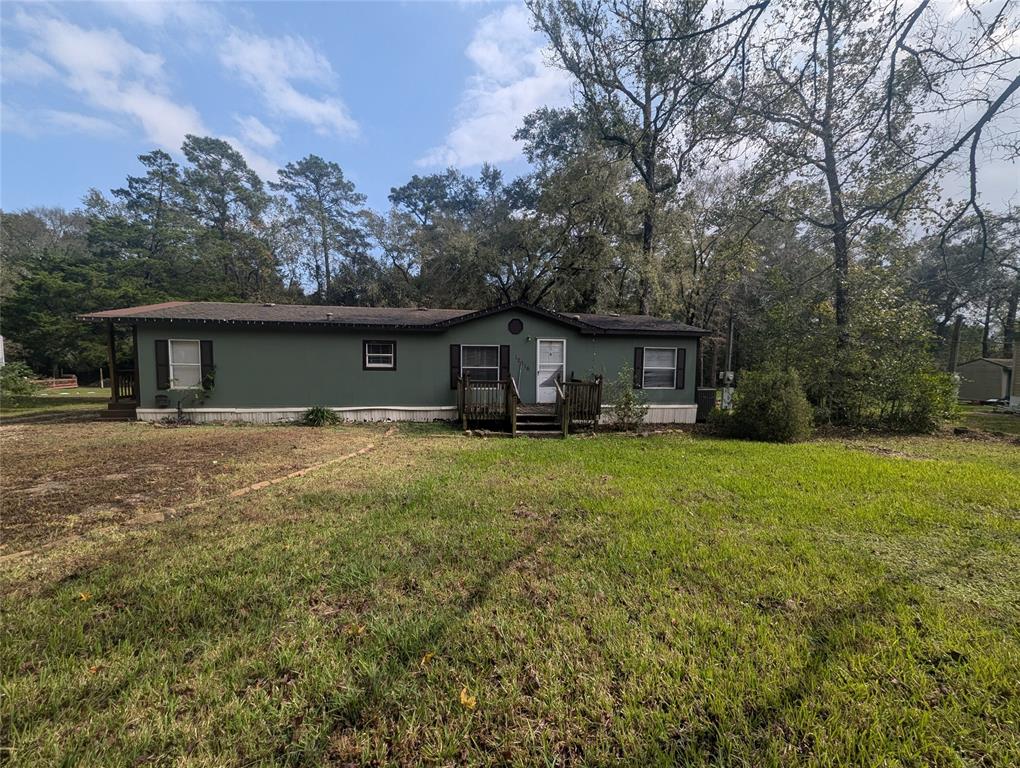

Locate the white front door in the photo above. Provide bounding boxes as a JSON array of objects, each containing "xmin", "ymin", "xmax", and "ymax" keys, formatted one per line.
[{"xmin": 536, "ymin": 339, "xmax": 566, "ymax": 403}]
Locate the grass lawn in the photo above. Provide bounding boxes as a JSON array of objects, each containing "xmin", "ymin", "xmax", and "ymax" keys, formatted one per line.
[
  {"xmin": 958, "ymin": 404, "xmax": 1020, "ymax": 436},
  {"xmin": 0, "ymin": 387, "xmax": 111, "ymax": 421},
  {"xmin": 1, "ymin": 422, "xmax": 1018, "ymax": 765}
]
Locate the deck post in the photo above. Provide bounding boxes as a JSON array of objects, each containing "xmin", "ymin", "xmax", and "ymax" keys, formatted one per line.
[
  {"xmin": 106, "ymin": 321, "xmax": 118, "ymax": 403},
  {"xmin": 561, "ymin": 393, "xmax": 570, "ymax": 438},
  {"xmin": 461, "ymin": 375, "xmax": 469, "ymax": 431},
  {"xmin": 509, "ymin": 385, "xmax": 517, "ymax": 438}
]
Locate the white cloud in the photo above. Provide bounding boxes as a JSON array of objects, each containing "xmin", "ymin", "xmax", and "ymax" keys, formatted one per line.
[
  {"xmin": 1, "ymin": 49, "xmax": 59, "ymax": 82},
  {"xmin": 420, "ymin": 4, "xmax": 572, "ymax": 167},
  {"xmin": 10, "ymin": 10, "xmax": 209, "ymax": 149},
  {"xmin": 2, "ymin": 105, "xmax": 123, "ymax": 138},
  {"xmin": 235, "ymin": 115, "xmax": 280, "ymax": 149},
  {"xmin": 42, "ymin": 109, "xmax": 124, "ymax": 136},
  {"xmin": 4, "ymin": 9, "xmax": 279, "ymax": 180},
  {"xmin": 219, "ymin": 30, "xmax": 358, "ymax": 137},
  {"xmin": 101, "ymin": 0, "xmax": 222, "ymax": 30}
]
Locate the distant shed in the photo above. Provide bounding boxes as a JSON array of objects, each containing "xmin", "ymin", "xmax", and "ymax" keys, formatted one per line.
[{"xmin": 957, "ymin": 358, "xmax": 1014, "ymax": 402}]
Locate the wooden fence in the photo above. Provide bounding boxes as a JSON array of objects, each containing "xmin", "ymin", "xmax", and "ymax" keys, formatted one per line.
[{"xmin": 30, "ymin": 375, "xmax": 78, "ymax": 389}]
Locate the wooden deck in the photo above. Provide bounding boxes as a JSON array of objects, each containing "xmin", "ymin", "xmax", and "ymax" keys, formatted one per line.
[{"xmin": 458, "ymin": 376, "xmax": 602, "ymax": 437}]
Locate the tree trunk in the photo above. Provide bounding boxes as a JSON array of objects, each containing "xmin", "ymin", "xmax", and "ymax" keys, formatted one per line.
[
  {"xmin": 638, "ymin": 81, "xmax": 655, "ymax": 315},
  {"xmin": 1005, "ymin": 276, "xmax": 1019, "ymax": 358},
  {"xmin": 640, "ymin": 206, "xmax": 654, "ymax": 314},
  {"xmin": 981, "ymin": 294, "xmax": 993, "ymax": 357},
  {"xmin": 947, "ymin": 315, "xmax": 963, "ymax": 372}
]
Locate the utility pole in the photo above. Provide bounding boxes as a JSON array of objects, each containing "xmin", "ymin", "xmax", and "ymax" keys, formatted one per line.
[{"xmin": 720, "ymin": 313, "xmax": 735, "ymax": 410}]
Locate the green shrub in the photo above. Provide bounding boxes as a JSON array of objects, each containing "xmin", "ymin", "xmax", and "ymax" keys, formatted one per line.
[
  {"xmin": 301, "ymin": 406, "xmax": 341, "ymax": 427},
  {"xmin": 731, "ymin": 368, "xmax": 813, "ymax": 442},
  {"xmin": 605, "ymin": 364, "xmax": 649, "ymax": 431},
  {"xmin": 881, "ymin": 371, "xmax": 959, "ymax": 433},
  {"xmin": 0, "ymin": 362, "xmax": 40, "ymax": 406},
  {"xmin": 705, "ymin": 406, "xmax": 735, "ymax": 436}
]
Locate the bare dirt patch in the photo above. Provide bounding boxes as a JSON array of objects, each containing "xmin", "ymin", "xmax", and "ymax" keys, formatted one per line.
[{"xmin": 1, "ymin": 421, "xmax": 383, "ymax": 553}]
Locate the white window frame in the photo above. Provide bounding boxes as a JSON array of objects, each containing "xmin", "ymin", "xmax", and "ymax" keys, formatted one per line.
[
  {"xmin": 460, "ymin": 344, "xmax": 501, "ymax": 381},
  {"xmin": 168, "ymin": 339, "xmax": 202, "ymax": 390},
  {"xmin": 642, "ymin": 346, "xmax": 677, "ymax": 389},
  {"xmin": 364, "ymin": 340, "xmax": 396, "ymax": 370}
]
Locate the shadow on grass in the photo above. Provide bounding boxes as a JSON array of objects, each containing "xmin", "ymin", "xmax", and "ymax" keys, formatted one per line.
[{"xmin": 660, "ymin": 583, "xmax": 906, "ymax": 764}]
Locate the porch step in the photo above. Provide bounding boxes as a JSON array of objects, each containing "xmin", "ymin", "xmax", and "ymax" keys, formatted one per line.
[
  {"xmin": 103, "ymin": 401, "xmax": 138, "ymax": 420},
  {"xmin": 516, "ymin": 430, "xmax": 564, "ymax": 438}
]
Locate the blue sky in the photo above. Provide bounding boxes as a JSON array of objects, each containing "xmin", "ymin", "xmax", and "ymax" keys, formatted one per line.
[
  {"xmin": 2, "ymin": 1, "xmax": 1015, "ymax": 215},
  {"xmin": 1, "ymin": 0, "xmax": 572, "ymax": 213}
]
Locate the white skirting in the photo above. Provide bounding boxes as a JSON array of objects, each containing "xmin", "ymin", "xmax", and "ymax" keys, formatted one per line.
[
  {"xmin": 135, "ymin": 406, "xmax": 458, "ymax": 424},
  {"xmin": 600, "ymin": 404, "xmax": 698, "ymax": 424},
  {"xmin": 135, "ymin": 403, "xmax": 697, "ymax": 425}
]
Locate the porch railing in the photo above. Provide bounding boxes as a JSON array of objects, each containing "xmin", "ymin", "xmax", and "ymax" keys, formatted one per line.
[
  {"xmin": 563, "ymin": 375, "xmax": 603, "ymax": 425},
  {"xmin": 458, "ymin": 375, "xmax": 519, "ymax": 433},
  {"xmin": 554, "ymin": 379, "xmax": 570, "ymax": 438},
  {"xmin": 115, "ymin": 369, "xmax": 137, "ymax": 402}
]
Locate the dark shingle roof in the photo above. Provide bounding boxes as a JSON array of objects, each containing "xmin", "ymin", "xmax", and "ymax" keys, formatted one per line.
[
  {"xmin": 82, "ymin": 301, "xmax": 474, "ymax": 327},
  {"xmin": 81, "ymin": 300, "xmax": 709, "ymax": 336}
]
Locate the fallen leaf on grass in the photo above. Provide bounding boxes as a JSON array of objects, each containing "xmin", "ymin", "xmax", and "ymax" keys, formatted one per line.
[
  {"xmin": 420, "ymin": 652, "xmax": 435, "ymax": 668},
  {"xmin": 460, "ymin": 686, "xmax": 477, "ymax": 710},
  {"xmin": 78, "ymin": 592, "xmax": 92, "ymax": 602}
]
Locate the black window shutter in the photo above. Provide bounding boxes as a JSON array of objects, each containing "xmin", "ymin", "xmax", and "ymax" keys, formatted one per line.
[
  {"xmin": 200, "ymin": 340, "xmax": 214, "ymax": 390},
  {"xmin": 155, "ymin": 340, "xmax": 170, "ymax": 390},
  {"xmin": 675, "ymin": 348, "xmax": 686, "ymax": 389},
  {"xmin": 633, "ymin": 347, "xmax": 644, "ymax": 389},
  {"xmin": 450, "ymin": 344, "xmax": 461, "ymax": 389},
  {"xmin": 499, "ymin": 345, "xmax": 510, "ymax": 381}
]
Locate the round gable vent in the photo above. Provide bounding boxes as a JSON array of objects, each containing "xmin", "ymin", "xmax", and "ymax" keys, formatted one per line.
[{"xmin": 508, "ymin": 318, "xmax": 524, "ymax": 335}]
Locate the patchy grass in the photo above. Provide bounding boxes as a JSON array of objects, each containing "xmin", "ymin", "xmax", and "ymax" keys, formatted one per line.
[
  {"xmin": 958, "ymin": 404, "xmax": 1020, "ymax": 436},
  {"xmin": 32, "ymin": 386, "xmax": 112, "ymax": 399},
  {"xmin": 0, "ymin": 421, "xmax": 381, "ymax": 556},
  {"xmin": 1, "ymin": 423, "xmax": 1018, "ymax": 766},
  {"xmin": 0, "ymin": 387, "xmax": 111, "ymax": 421}
]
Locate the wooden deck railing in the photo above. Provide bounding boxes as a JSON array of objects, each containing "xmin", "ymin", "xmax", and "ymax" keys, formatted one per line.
[
  {"xmin": 115, "ymin": 369, "xmax": 137, "ymax": 402},
  {"xmin": 458, "ymin": 375, "xmax": 520, "ymax": 433},
  {"xmin": 459, "ymin": 373, "xmax": 599, "ymax": 437},
  {"xmin": 563, "ymin": 375, "xmax": 603, "ymax": 425},
  {"xmin": 554, "ymin": 379, "xmax": 570, "ymax": 438}
]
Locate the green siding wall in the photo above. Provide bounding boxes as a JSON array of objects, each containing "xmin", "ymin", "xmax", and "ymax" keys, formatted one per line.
[{"xmin": 135, "ymin": 310, "xmax": 698, "ymax": 409}]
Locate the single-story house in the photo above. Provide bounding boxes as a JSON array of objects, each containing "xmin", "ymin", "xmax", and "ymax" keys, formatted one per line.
[
  {"xmin": 957, "ymin": 357, "xmax": 1014, "ymax": 402},
  {"xmin": 82, "ymin": 300, "xmax": 709, "ymax": 427}
]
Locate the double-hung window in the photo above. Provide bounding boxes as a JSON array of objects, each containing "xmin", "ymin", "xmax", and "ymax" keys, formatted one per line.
[
  {"xmin": 461, "ymin": 345, "xmax": 500, "ymax": 381},
  {"xmin": 169, "ymin": 340, "xmax": 202, "ymax": 388},
  {"xmin": 363, "ymin": 340, "xmax": 396, "ymax": 370},
  {"xmin": 642, "ymin": 347, "xmax": 677, "ymax": 389}
]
